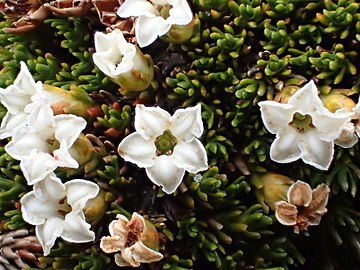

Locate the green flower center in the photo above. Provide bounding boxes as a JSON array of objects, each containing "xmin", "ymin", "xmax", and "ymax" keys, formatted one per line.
[
  {"xmin": 57, "ymin": 197, "xmax": 72, "ymax": 217},
  {"xmin": 288, "ymin": 112, "xmax": 314, "ymax": 133},
  {"xmin": 154, "ymin": 129, "xmax": 178, "ymax": 156}
]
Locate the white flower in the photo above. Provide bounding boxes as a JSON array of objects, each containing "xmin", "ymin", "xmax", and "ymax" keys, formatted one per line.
[
  {"xmin": 259, "ymin": 80, "xmax": 349, "ymax": 170},
  {"xmin": 93, "ymin": 29, "xmax": 154, "ymax": 91},
  {"xmin": 21, "ymin": 175, "xmax": 99, "ymax": 256},
  {"xmin": 117, "ymin": 0, "xmax": 193, "ymax": 47},
  {"xmin": 118, "ymin": 104, "xmax": 208, "ymax": 194},
  {"xmin": 0, "ymin": 61, "xmax": 43, "ymax": 139},
  {"xmin": 5, "ymin": 103, "xmax": 86, "ymax": 185}
]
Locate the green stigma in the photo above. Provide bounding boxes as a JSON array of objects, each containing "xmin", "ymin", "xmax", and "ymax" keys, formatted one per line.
[
  {"xmin": 154, "ymin": 130, "xmax": 178, "ymax": 156},
  {"xmin": 288, "ymin": 112, "xmax": 314, "ymax": 133}
]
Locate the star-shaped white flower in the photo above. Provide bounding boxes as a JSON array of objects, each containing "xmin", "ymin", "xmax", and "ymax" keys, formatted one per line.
[
  {"xmin": 92, "ymin": 29, "xmax": 153, "ymax": 91},
  {"xmin": 21, "ymin": 175, "xmax": 99, "ymax": 256},
  {"xmin": 5, "ymin": 103, "xmax": 87, "ymax": 185},
  {"xmin": 117, "ymin": 0, "xmax": 193, "ymax": 47},
  {"xmin": 118, "ymin": 104, "xmax": 208, "ymax": 194},
  {"xmin": 259, "ymin": 80, "xmax": 349, "ymax": 170},
  {"xmin": 0, "ymin": 61, "xmax": 43, "ymax": 139}
]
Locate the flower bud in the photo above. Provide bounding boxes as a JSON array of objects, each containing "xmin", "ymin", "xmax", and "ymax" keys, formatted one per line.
[
  {"xmin": 251, "ymin": 172, "xmax": 294, "ymax": 213},
  {"xmin": 83, "ymin": 191, "xmax": 107, "ymax": 225},
  {"xmin": 42, "ymin": 84, "xmax": 95, "ymax": 118},
  {"xmin": 321, "ymin": 93, "xmax": 356, "ymax": 113},
  {"xmin": 161, "ymin": 18, "xmax": 199, "ymax": 45}
]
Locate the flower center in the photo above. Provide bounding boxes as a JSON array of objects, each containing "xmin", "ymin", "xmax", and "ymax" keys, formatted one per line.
[
  {"xmin": 149, "ymin": 0, "xmax": 171, "ymax": 18},
  {"xmin": 125, "ymin": 230, "xmax": 139, "ymax": 248},
  {"xmin": 288, "ymin": 112, "xmax": 314, "ymax": 133},
  {"xmin": 154, "ymin": 129, "xmax": 178, "ymax": 156},
  {"xmin": 46, "ymin": 137, "xmax": 60, "ymax": 154},
  {"xmin": 57, "ymin": 197, "xmax": 72, "ymax": 217}
]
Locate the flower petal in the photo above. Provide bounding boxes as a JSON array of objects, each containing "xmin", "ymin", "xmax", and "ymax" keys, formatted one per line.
[
  {"xmin": 298, "ymin": 129, "xmax": 334, "ymax": 170},
  {"xmin": 53, "ymin": 140, "xmax": 79, "ymax": 169},
  {"xmin": 259, "ymin": 101, "xmax": 295, "ymax": 134},
  {"xmin": 117, "ymin": 0, "xmax": 157, "ymax": 18},
  {"xmin": 145, "ymin": 155, "xmax": 185, "ymax": 194},
  {"xmin": 109, "ymin": 215, "xmax": 130, "ymax": 238},
  {"xmin": 36, "ymin": 217, "xmax": 64, "ymax": 256},
  {"xmin": 334, "ymin": 121, "xmax": 358, "ymax": 148},
  {"xmin": 0, "ymin": 62, "xmax": 38, "ymax": 114},
  {"xmin": 167, "ymin": 0, "xmax": 193, "ymax": 25},
  {"xmin": 312, "ymin": 109, "xmax": 350, "ymax": 142},
  {"xmin": 93, "ymin": 30, "xmax": 136, "ymax": 78},
  {"xmin": 269, "ymin": 127, "xmax": 301, "ymax": 163},
  {"xmin": 130, "ymin": 241, "xmax": 163, "ymax": 263},
  {"xmin": 115, "ymin": 251, "xmax": 138, "ymax": 267},
  {"xmin": 169, "ymin": 104, "xmax": 204, "ymax": 141},
  {"xmin": 61, "ymin": 212, "xmax": 95, "ymax": 243},
  {"xmin": 5, "ymin": 127, "xmax": 48, "ymax": 160},
  {"xmin": 135, "ymin": 15, "xmax": 171, "ymax": 47},
  {"xmin": 0, "ymin": 112, "xmax": 29, "ymax": 139},
  {"xmin": 118, "ymin": 133, "xmax": 156, "ymax": 168},
  {"xmin": 134, "ymin": 104, "xmax": 170, "ymax": 139},
  {"xmin": 100, "ymin": 236, "xmax": 124, "ymax": 253},
  {"xmin": 54, "ymin": 114, "xmax": 87, "ymax": 148},
  {"xmin": 308, "ymin": 183, "xmax": 330, "ymax": 212},
  {"xmin": 20, "ymin": 149, "xmax": 57, "ymax": 185},
  {"xmin": 288, "ymin": 81, "xmax": 322, "ymax": 115},
  {"xmin": 21, "ymin": 191, "xmax": 61, "ymax": 225},
  {"xmin": 275, "ymin": 201, "xmax": 297, "ymax": 226},
  {"xmin": 65, "ymin": 180, "xmax": 99, "ymax": 213},
  {"xmin": 172, "ymin": 139, "xmax": 208, "ymax": 173},
  {"xmin": 287, "ymin": 180, "xmax": 312, "ymax": 207},
  {"xmin": 33, "ymin": 173, "xmax": 66, "ymax": 201}
]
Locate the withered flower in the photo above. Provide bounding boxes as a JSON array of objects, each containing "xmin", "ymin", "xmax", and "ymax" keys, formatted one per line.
[
  {"xmin": 100, "ymin": 213, "xmax": 163, "ymax": 267},
  {"xmin": 1, "ymin": 0, "xmax": 50, "ymax": 34},
  {"xmin": 275, "ymin": 180, "xmax": 330, "ymax": 233}
]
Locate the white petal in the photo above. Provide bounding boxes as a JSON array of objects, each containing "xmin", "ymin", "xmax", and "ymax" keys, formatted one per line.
[
  {"xmin": 0, "ymin": 112, "xmax": 29, "ymax": 139},
  {"xmin": 0, "ymin": 62, "xmax": 38, "ymax": 114},
  {"xmin": 54, "ymin": 114, "xmax": 86, "ymax": 148},
  {"xmin": 118, "ymin": 133, "xmax": 156, "ymax": 168},
  {"xmin": 172, "ymin": 139, "xmax": 208, "ymax": 173},
  {"xmin": 93, "ymin": 30, "xmax": 136, "ymax": 78},
  {"xmin": 20, "ymin": 149, "xmax": 57, "ymax": 185},
  {"xmin": 115, "ymin": 252, "xmax": 138, "ymax": 267},
  {"xmin": 134, "ymin": 104, "xmax": 170, "ymax": 139},
  {"xmin": 270, "ymin": 128, "xmax": 301, "ymax": 163},
  {"xmin": 145, "ymin": 155, "xmax": 185, "ymax": 194},
  {"xmin": 130, "ymin": 241, "xmax": 163, "ymax": 264},
  {"xmin": 53, "ymin": 140, "xmax": 79, "ymax": 168},
  {"xmin": 117, "ymin": 0, "xmax": 157, "ymax": 18},
  {"xmin": 65, "ymin": 180, "xmax": 99, "ymax": 213},
  {"xmin": 61, "ymin": 212, "xmax": 95, "ymax": 243},
  {"xmin": 167, "ymin": 0, "xmax": 193, "ymax": 25},
  {"xmin": 36, "ymin": 217, "xmax": 64, "ymax": 256},
  {"xmin": 135, "ymin": 15, "xmax": 171, "ymax": 47},
  {"xmin": 288, "ymin": 81, "xmax": 322, "ymax": 114},
  {"xmin": 169, "ymin": 104, "xmax": 204, "ymax": 141},
  {"xmin": 312, "ymin": 109, "xmax": 350, "ymax": 142},
  {"xmin": 21, "ymin": 191, "xmax": 61, "ymax": 225},
  {"xmin": 298, "ymin": 129, "xmax": 334, "ymax": 170},
  {"xmin": 259, "ymin": 101, "xmax": 295, "ymax": 134},
  {"xmin": 33, "ymin": 173, "xmax": 66, "ymax": 201},
  {"xmin": 5, "ymin": 127, "xmax": 48, "ymax": 160},
  {"xmin": 0, "ymin": 85, "xmax": 30, "ymax": 114},
  {"xmin": 334, "ymin": 122, "xmax": 358, "ymax": 148}
]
